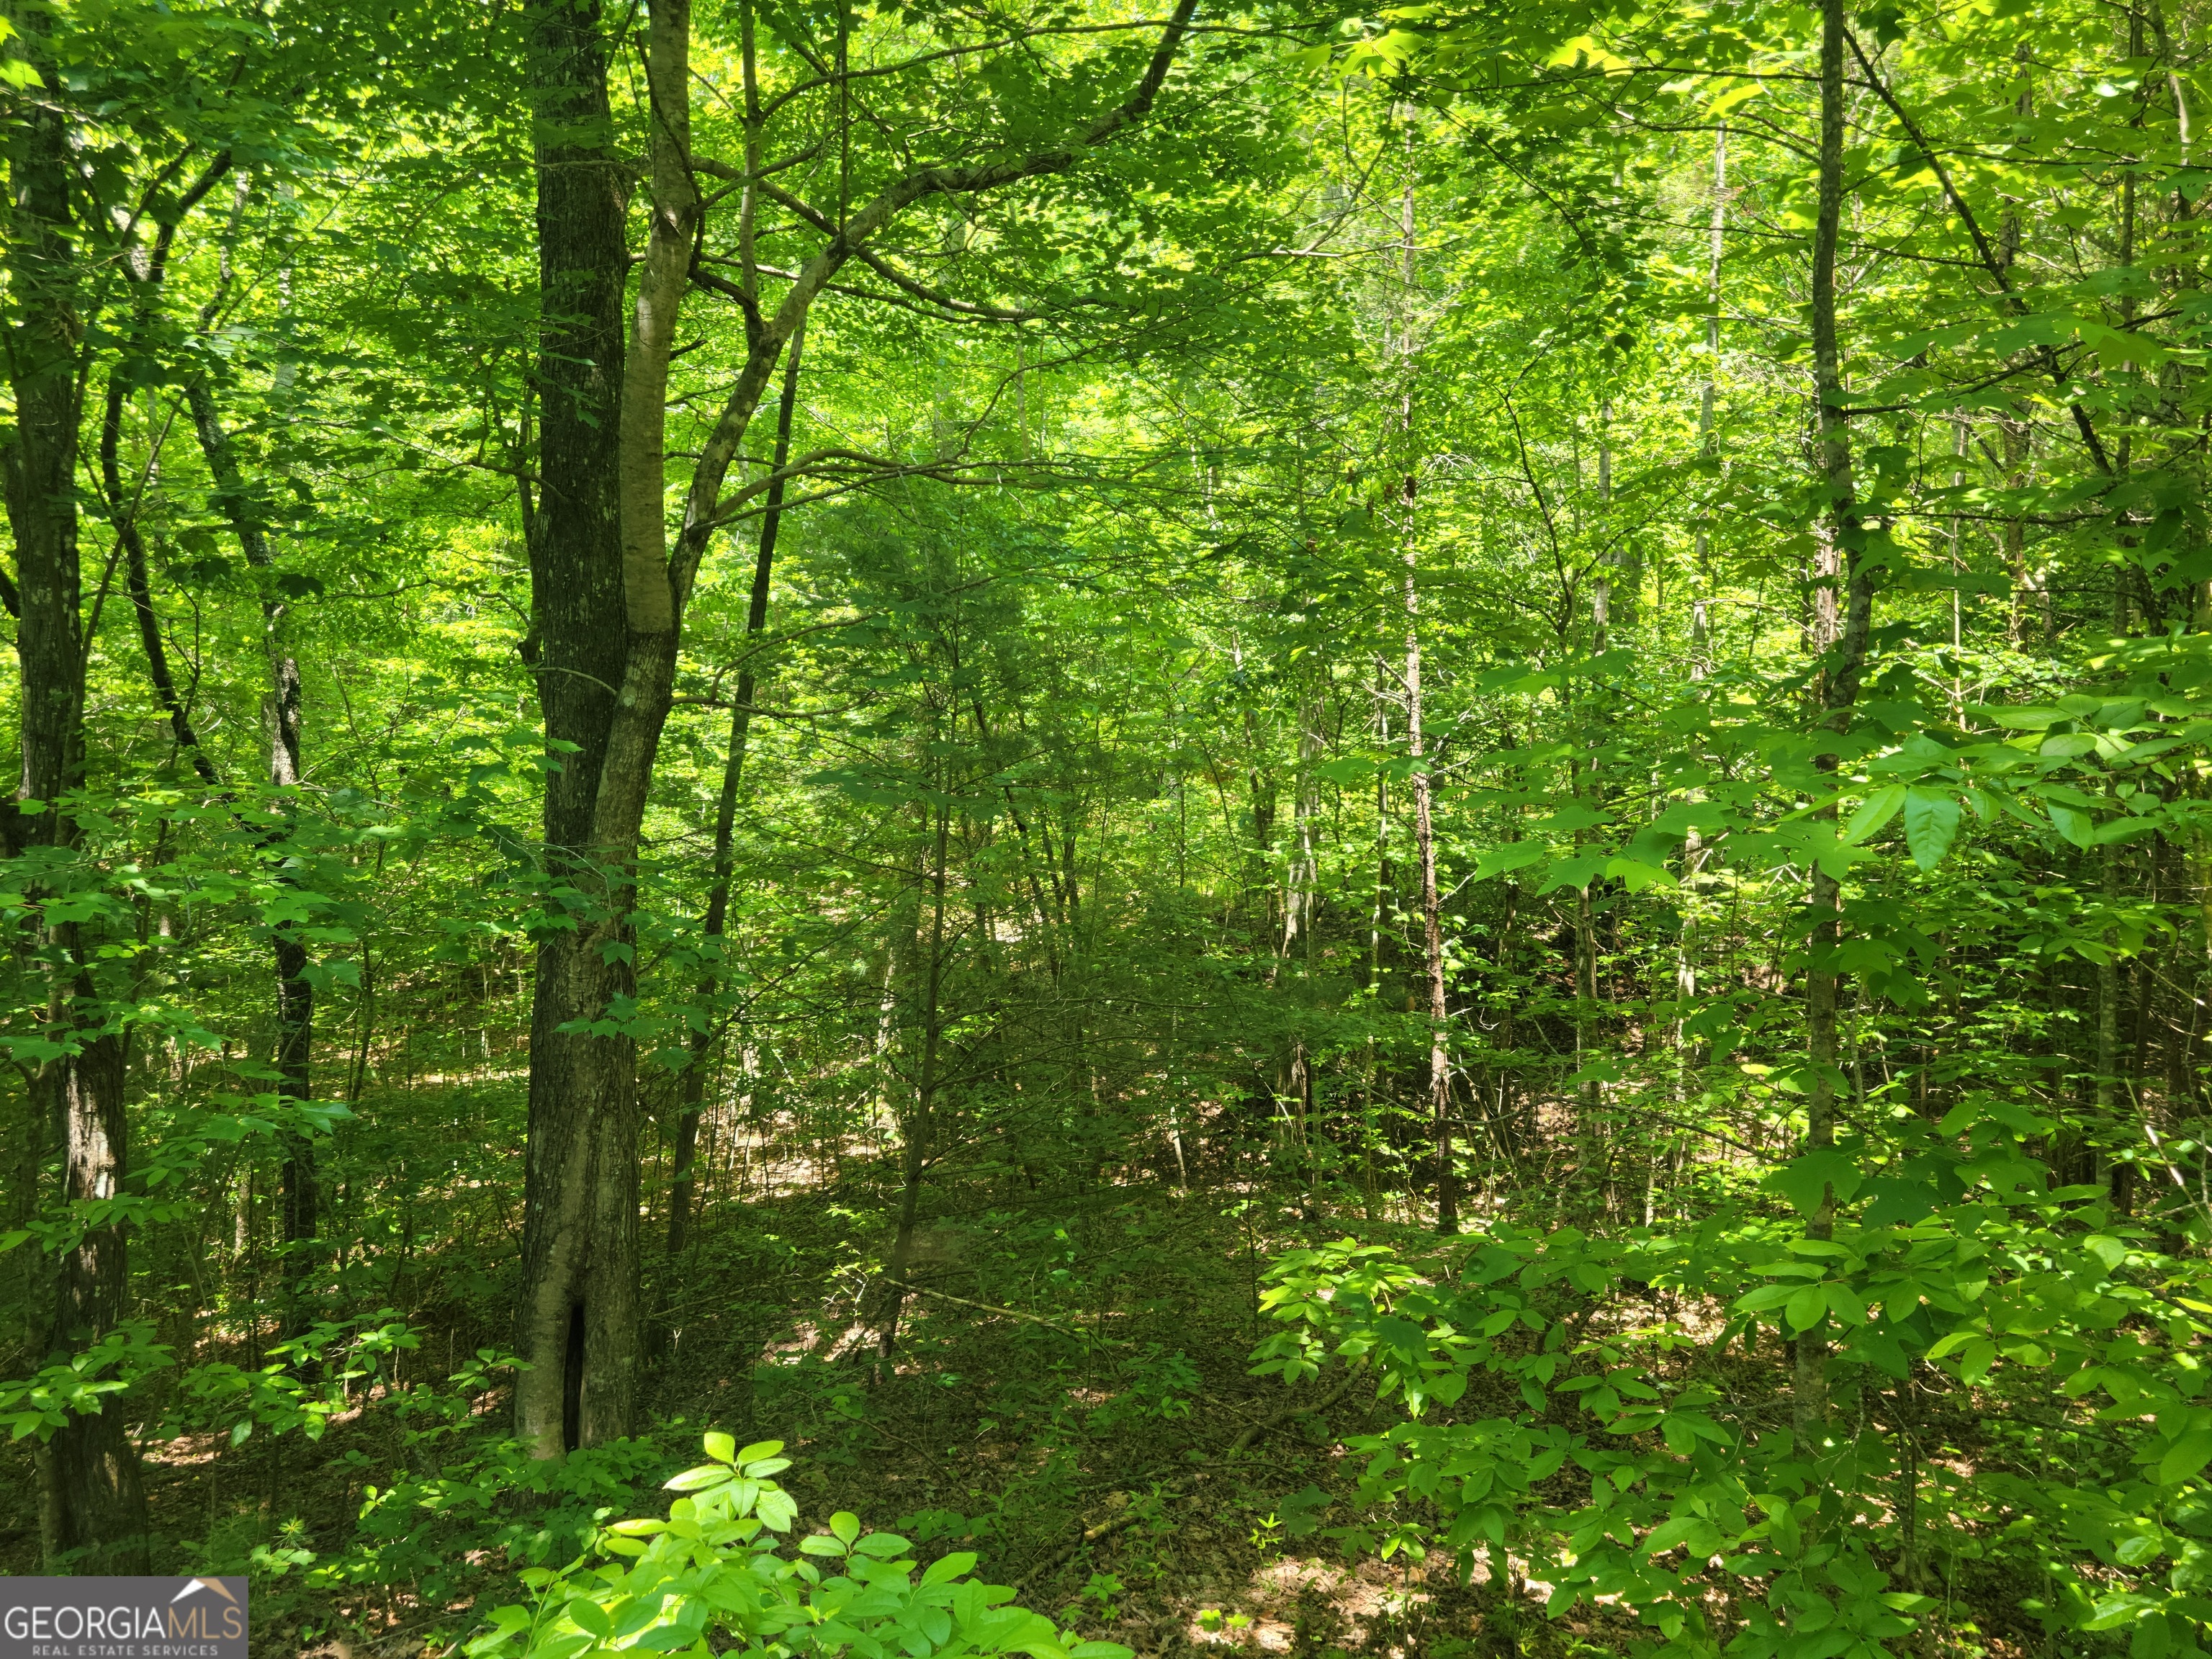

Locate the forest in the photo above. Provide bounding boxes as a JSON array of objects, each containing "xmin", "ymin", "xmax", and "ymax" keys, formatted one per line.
[{"xmin": 2, "ymin": 0, "xmax": 2209, "ymax": 1653}]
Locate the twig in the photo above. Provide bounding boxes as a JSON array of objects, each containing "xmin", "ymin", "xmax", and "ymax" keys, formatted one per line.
[{"xmin": 880, "ymin": 1277, "xmax": 1107, "ymax": 1342}]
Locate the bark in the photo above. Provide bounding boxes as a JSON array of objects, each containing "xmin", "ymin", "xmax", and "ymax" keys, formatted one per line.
[
  {"xmin": 1593, "ymin": 402, "xmax": 1614, "ymax": 654},
  {"xmin": 516, "ymin": 0, "xmax": 639, "ymax": 1459},
  {"xmin": 3, "ymin": 0, "xmax": 149, "ymax": 1565},
  {"xmin": 1385, "ymin": 131, "xmax": 1452, "ymax": 1233},
  {"xmin": 1576, "ymin": 407, "xmax": 1613, "ymax": 1112},
  {"xmin": 1797, "ymin": 0, "xmax": 1869, "ymax": 1442}
]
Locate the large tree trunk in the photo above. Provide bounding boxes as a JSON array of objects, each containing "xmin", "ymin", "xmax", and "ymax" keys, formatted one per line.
[
  {"xmin": 515, "ymin": 0, "xmax": 639, "ymax": 1458},
  {"xmin": 516, "ymin": 0, "xmax": 1199, "ymax": 1450},
  {"xmin": 4, "ymin": 0, "xmax": 150, "ymax": 1567}
]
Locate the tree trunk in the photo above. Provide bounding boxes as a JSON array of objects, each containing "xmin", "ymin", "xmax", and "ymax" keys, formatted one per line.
[
  {"xmin": 183, "ymin": 379, "xmax": 320, "ymax": 1323},
  {"xmin": 517, "ymin": 0, "xmax": 1200, "ymax": 1450},
  {"xmin": 516, "ymin": 0, "xmax": 639, "ymax": 1457},
  {"xmin": 1676, "ymin": 127, "xmax": 1727, "ymax": 1117},
  {"xmin": 1406, "ymin": 480, "xmax": 1451, "ymax": 1234},
  {"xmin": 879, "ymin": 802, "xmax": 950, "ymax": 1358},
  {"xmin": 2095, "ymin": 842, "xmax": 2122, "ymax": 1187},
  {"xmin": 1281, "ymin": 667, "xmax": 1322, "ymax": 964},
  {"xmin": 668, "ymin": 320, "xmax": 805, "ymax": 1258},
  {"xmin": 103, "ymin": 377, "xmax": 218, "ymax": 788},
  {"xmin": 1797, "ymin": 0, "xmax": 1870, "ymax": 1442},
  {"xmin": 3, "ymin": 3, "xmax": 150, "ymax": 1565}
]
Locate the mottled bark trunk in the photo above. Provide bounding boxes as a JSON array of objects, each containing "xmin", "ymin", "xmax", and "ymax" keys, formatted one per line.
[
  {"xmin": 40, "ymin": 1030, "xmax": 145, "ymax": 1569},
  {"xmin": 1281, "ymin": 671, "xmax": 1322, "ymax": 963}
]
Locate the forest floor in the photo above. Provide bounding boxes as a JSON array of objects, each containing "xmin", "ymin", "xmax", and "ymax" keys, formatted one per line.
[{"xmin": 0, "ymin": 1159, "xmax": 2030, "ymax": 1658}]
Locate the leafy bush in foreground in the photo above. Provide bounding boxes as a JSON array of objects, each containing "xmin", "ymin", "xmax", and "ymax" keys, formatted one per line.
[{"xmin": 464, "ymin": 1434, "xmax": 1133, "ymax": 1659}]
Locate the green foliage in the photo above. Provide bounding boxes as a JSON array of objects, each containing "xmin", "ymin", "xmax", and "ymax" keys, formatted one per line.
[
  {"xmin": 464, "ymin": 1436, "xmax": 1133, "ymax": 1659},
  {"xmin": 4, "ymin": 0, "xmax": 2212, "ymax": 1650},
  {"xmin": 1254, "ymin": 1192, "xmax": 2212, "ymax": 1656}
]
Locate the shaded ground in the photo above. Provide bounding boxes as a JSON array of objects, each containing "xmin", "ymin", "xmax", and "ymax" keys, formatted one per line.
[{"xmin": 0, "ymin": 1164, "xmax": 2038, "ymax": 1658}]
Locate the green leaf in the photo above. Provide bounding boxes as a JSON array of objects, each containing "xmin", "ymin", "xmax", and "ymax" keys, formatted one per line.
[
  {"xmin": 2157, "ymin": 1430, "xmax": 2212, "ymax": 1486},
  {"xmin": 703, "ymin": 1431, "xmax": 736, "ymax": 1464},
  {"xmin": 922, "ymin": 1551, "xmax": 979, "ymax": 1586},
  {"xmin": 1765, "ymin": 1150, "xmax": 1862, "ymax": 1217},
  {"xmin": 1902, "ymin": 788, "xmax": 1961, "ymax": 871},
  {"xmin": 1604, "ymin": 857, "xmax": 1677, "ymax": 893},
  {"xmin": 567, "ymin": 1597, "xmax": 613, "ymax": 1640},
  {"xmin": 1786, "ymin": 1287, "xmax": 1827, "ymax": 1333},
  {"xmin": 830, "ymin": 1510, "xmax": 860, "ymax": 1545},
  {"xmin": 2081, "ymin": 1235, "xmax": 2126, "ymax": 1272},
  {"xmin": 2046, "ymin": 802, "xmax": 2095, "ymax": 848},
  {"xmin": 663, "ymin": 1464, "xmax": 733, "ymax": 1491},
  {"xmin": 1534, "ymin": 853, "xmax": 1607, "ymax": 894},
  {"xmin": 1861, "ymin": 1177, "xmax": 1937, "ymax": 1227},
  {"xmin": 1473, "ymin": 841, "xmax": 1545, "ymax": 882},
  {"xmin": 1732, "ymin": 1284, "xmax": 1799, "ymax": 1313},
  {"xmin": 1844, "ymin": 784, "xmax": 1905, "ymax": 845}
]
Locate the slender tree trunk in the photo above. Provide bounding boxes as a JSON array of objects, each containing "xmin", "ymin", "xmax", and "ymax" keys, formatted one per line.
[
  {"xmin": 1406, "ymin": 484, "xmax": 1451, "ymax": 1233},
  {"xmin": 1365, "ymin": 661, "xmax": 1391, "ymax": 1213},
  {"xmin": 1577, "ymin": 406, "xmax": 1614, "ymax": 1113},
  {"xmin": 879, "ymin": 801, "xmax": 950, "ymax": 1358},
  {"xmin": 1593, "ymin": 401, "xmax": 1614, "ymax": 655},
  {"xmin": 668, "ymin": 321, "xmax": 805, "ymax": 1257},
  {"xmin": 183, "ymin": 380, "xmax": 320, "ymax": 1326},
  {"xmin": 1281, "ymin": 666, "xmax": 1322, "ymax": 963},
  {"xmin": 1798, "ymin": 0, "xmax": 1870, "ymax": 1442},
  {"xmin": 1676, "ymin": 127, "xmax": 1726, "ymax": 1116},
  {"xmin": 1388, "ymin": 128, "xmax": 1452, "ymax": 1233},
  {"xmin": 4, "ymin": 3, "xmax": 149, "ymax": 1565},
  {"xmin": 2095, "ymin": 842, "xmax": 2122, "ymax": 1184},
  {"xmin": 104, "ymin": 378, "xmax": 217, "ymax": 787}
]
